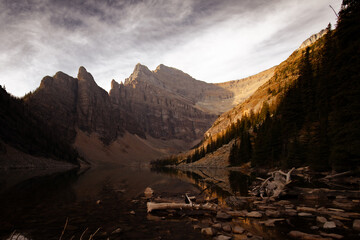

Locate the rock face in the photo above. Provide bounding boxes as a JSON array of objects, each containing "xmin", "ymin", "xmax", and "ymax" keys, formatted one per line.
[
  {"xmin": 26, "ymin": 71, "xmax": 79, "ymax": 141},
  {"xmin": 25, "ymin": 63, "xmax": 273, "ymax": 163},
  {"xmin": 76, "ymin": 66, "xmax": 118, "ymax": 143},
  {"xmin": 299, "ymin": 29, "xmax": 327, "ymax": 49},
  {"xmin": 26, "ymin": 67, "xmax": 119, "ymax": 143},
  {"xmin": 109, "ymin": 64, "xmax": 219, "ymax": 141}
]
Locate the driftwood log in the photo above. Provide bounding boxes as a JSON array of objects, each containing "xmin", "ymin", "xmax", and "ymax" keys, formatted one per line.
[
  {"xmin": 147, "ymin": 202, "xmax": 218, "ymax": 213},
  {"xmin": 252, "ymin": 167, "xmax": 295, "ymax": 199}
]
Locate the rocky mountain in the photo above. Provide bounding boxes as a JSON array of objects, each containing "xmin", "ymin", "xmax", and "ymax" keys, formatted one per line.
[
  {"xmin": 299, "ymin": 29, "xmax": 327, "ymax": 49},
  {"xmin": 20, "ymin": 63, "xmax": 270, "ymax": 165}
]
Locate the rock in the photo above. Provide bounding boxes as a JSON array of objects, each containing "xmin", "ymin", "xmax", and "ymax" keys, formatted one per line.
[
  {"xmin": 144, "ymin": 187, "xmax": 154, "ymax": 198},
  {"xmin": 201, "ymin": 227, "xmax": 215, "ymax": 236},
  {"xmin": 216, "ymin": 211, "xmax": 232, "ymax": 220},
  {"xmin": 320, "ymin": 232, "xmax": 344, "ymax": 239},
  {"xmin": 130, "ymin": 210, "xmax": 135, "ymax": 215},
  {"xmin": 353, "ymin": 219, "xmax": 360, "ymax": 231},
  {"xmin": 323, "ymin": 221, "xmax": 336, "ymax": 229},
  {"xmin": 233, "ymin": 234, "xmax": 248, "ymax": 240},
  {"xmin": 316, "ymin": 216, "xmax": 327, "ymax": 224},
  {"xmin": 265, "ymin": 209, "xmax": 280, "ymax": 217},
  {"xmin": 96, "ymin": 200, "xmax": 101, "ymax": 205},
  {"xmin": 111, "ymin": 228, "xmax": 122, "ymax": 234},
  {"xmin": 193, "ymin": 225, "xmax": 201, "ymax": 230},
  {"xmin": 333, "ymin": 219, "xmax": 344, "ymax": 227},
  {"xmin": 233, "ymin": 226, "xmax": 245, "ymax": 234},
  {"xmin": 222, "ymin": 224, "xmax": 232, "ymax": 232},
  {"xmin": 246, "ymin": 211, "xmax": 262, "ymax": 218},
  {"xmin": 296, "ymin": 206, "xmax": 316, "ymax": 212},
  {"xmin": 298, "ymin": 212, "xmax": 313, "ymax": 217},
  {"xmin": 285, "ymin": 208, "xmax": 297, "ymax": 216},
  {"xmin": 311, "ymin": 226, "xmax": 319, "ymax": 230},
  {"xmin": 214, "ymin": 235, "xmax": 232, "ymax": 240},
  {"xmin": 212, "ymin": 223, "xmax": 222, "ymax": 229},
  {"xmin": 227, "ymin": 210, "xmax": 248, "ymax": 217},
  {"xmin": 299, "ymin": 29, "xmax": 328, "ymax": 49},
  {"xmin": 259, "ymin": 218, "xmax": 285, "ymax": 227}
]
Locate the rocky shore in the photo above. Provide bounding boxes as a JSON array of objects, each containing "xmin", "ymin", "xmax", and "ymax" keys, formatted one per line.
[{"xmin": 146, "ymin": 167, "xmax": 360, "ymax": 239}]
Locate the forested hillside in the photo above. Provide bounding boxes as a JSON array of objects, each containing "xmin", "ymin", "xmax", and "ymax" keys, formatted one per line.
[
  {"xmin": 0, "ymin": 86, "xmax": 79, "ymax": 164},
  {"xmin": 230, "ymin": 0, "xmax": 360, "ymax": 171},
  {"xmin": 154, "ymin": 0, "xmax": 360, "ymax": 172}
]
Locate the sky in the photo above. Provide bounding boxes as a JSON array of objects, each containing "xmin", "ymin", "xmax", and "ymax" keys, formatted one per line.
[{"xmin": 0, "ymin": 0, "xmax": 342, "ymax": 97}]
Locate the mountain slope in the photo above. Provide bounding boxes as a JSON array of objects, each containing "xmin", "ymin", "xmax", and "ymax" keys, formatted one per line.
[
  {"xmin": 23, "ymin": 63, "xmax": 271, "ymax": 165},
  {"xmin": 176, "ymin": 0, "xmax": 360, "ymax": 171},
  {"xmin": 0, "ymin": 86, "xmax": 78, "ymax": 168}
]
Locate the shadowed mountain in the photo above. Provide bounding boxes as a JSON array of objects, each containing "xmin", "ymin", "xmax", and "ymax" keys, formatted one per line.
[{"xmin": 21, "ymin": 62, "xmax": 274, "ymax": 166}]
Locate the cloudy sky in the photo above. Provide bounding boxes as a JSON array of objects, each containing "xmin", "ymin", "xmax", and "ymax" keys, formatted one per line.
[{"xmin": 0, "ymin": 0, "xmax": 341, "ymax": 97}]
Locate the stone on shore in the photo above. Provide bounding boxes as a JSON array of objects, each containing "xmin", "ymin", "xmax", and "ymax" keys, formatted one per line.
[
  {"xmin": 201, "ymin": 227, "xmax": 215, "ymax": 236},
  {"xmin": 216, "ymin": 211, "xmax": 232, "ymax": 220},
  {"xmin": 246, "ymin": 211, "xmax": 262, "ymax": 218},
  {"xmin": 323, "ymin": 221, "xmax": 336, "ymax": 229},
  {"xmin": 212, "ymin": 223, "xmax": 222, "ymax": 229},
  {"xmin": 214, "ymin": 235, "xmax": 232, "ymax": 240},
  {"xmin": 265, "ymin": 209, "xmax": 280, "ymax": 217},
  {"xmin": 233, "ymin": 225, "xmax": 245, "ymax": 234},
  {"xmin": 222, "ymin": 224, "xmax": 232, "ymax": 232},
  {"xmin": 316, "ymin": 216, "xmax": 327, "ymax": 224},
  {"xmin": 353, "ymin": 219, "xmax": 360, "ymax": 231}
]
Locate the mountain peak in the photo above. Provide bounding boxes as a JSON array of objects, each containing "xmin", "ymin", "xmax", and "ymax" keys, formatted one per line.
[
  {"xmin": 134, "ymin": 63, "xmax": 151, "ymax": 73},
  {"xmin": 111, "ymin": 79, "xmax": 119, "ymax": 89},
  {"xmin": 77, "ymin": 66, "xmax": 96, "ymax": 84}
]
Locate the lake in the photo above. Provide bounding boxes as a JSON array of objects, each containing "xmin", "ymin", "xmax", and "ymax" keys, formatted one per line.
[{"xmin": 1, "ymin": 166, "xmax": 358, "ymax": 240}]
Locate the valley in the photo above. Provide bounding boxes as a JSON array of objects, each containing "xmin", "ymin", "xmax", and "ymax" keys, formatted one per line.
[{"xmin": 0, "ymin": 1, "xmax": 359, "ymax": 239}]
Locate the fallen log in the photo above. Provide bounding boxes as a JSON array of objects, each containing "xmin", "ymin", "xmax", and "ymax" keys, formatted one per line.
[
  {"xmin": 252, "ymin": 168, "xmax": 295, "ymax": 199},
  {"xmin": 147, "ymin": 202, "xmax": 218, "ymax": 213}
]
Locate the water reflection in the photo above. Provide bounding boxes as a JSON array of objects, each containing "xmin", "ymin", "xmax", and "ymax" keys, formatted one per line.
[
  {"xmin": 0, "ymin": 166, "xmax": 203, "ymax": 239},
  {"xmin": 151, "ymin": 167, "xmax": 253, "ymax": 205},
  {"xmin": 228, "ymin": 170, "xmax": 251, "ymax": 196}
]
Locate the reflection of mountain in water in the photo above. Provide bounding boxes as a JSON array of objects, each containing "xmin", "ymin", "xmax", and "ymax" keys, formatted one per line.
[{"xmin": 151, "ymin": 167, "xmax": 253, "ymax": 205}]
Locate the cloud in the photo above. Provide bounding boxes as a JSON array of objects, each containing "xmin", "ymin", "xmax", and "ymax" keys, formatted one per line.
[{"xmin": 0, "ymin": 0, "xmax": 342, "ymax": 96}]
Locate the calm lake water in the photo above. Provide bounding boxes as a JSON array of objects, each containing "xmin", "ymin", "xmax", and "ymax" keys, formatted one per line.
[{"xmin": 1, "ymin": 166, "xmax": 357, "ymax": 239}]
